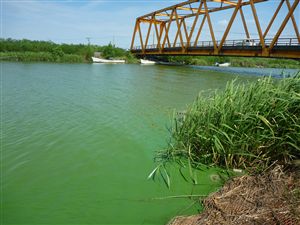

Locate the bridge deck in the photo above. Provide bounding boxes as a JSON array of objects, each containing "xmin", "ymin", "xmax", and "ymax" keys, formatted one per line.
[{"xmin": 131, "ymin": 38, "xmax": 300, "ymax": 58}]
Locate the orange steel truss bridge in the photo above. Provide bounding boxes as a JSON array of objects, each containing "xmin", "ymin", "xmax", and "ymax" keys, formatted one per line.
[{"xmin": 130, "ymin": 0, "xmax": 300, "ymax": 58}]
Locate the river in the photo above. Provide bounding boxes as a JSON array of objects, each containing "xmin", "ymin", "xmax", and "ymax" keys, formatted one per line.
[{"xmin": 2, "ymin": 62, "xmax": 298, "ymax": 224}]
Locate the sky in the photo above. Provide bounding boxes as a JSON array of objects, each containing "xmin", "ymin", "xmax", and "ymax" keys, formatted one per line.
[{"xmin": 1, "ymin": 0, "xmax": 299, "ymax": 48}]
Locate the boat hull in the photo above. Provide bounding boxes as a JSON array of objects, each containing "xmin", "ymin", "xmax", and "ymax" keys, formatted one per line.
[
  {"xmin": 215, "ymin": 62, "xmax": 231, "ymax": 67},
  {"xmin": 140, "ymin": 59, "xmax": 156, "ymax": 65},
  {"xmin": 92, "ymin": 57, "xmax": 125, "ymax": 64}
]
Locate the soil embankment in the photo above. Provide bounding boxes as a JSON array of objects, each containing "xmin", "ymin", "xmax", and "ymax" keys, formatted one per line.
[{"xmin": 168, "ymin": 166, "xmax": 300, "ymax": 225}]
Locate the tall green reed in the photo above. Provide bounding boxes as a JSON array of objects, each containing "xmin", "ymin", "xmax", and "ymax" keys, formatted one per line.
[{"xmin": 158, "ymin": 74, "xmax": 300, "ymax": 172}]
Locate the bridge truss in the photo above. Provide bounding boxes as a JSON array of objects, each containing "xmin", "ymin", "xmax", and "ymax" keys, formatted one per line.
[{"xmin": 130, "ymin": 0, "xmax": 300, "ymax": 58}]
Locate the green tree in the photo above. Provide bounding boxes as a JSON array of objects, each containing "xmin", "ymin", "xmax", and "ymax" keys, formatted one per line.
[
  {"xmin": 102, "ymin": 43, "xmax": 115, "ymax": 59},
  {"xmin": 51, "ymin": 46, "xmax": 64, "ymax": 61}
]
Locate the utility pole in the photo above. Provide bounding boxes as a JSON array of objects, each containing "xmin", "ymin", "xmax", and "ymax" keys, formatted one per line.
[
  {"xmin": 86, "ymin": 37, "xmax": 92, "ymax": 60},
  {"xmin": 86, "ymin": 37, "xmax": 91, "ymax": 46}
]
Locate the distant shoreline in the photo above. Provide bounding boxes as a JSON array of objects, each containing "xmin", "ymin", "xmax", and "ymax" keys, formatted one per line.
[
  {"xmin": 1, "ymin": 52, "xmax": 300, "ymax": 70},
  {"xmin": 1, "ymin": 38, "xmax": 300, "ymax": 68},
  {"xmin": 0, "ymin": 38, "xmax": 138, "ymax": 64}
]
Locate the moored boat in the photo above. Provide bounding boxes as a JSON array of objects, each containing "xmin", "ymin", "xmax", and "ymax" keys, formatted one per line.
[
  {"xmin": 215, "ymin": 62, "xmax": 231, "ymax": 67},
  {"xmin": 92, "ymin": 57, "xmax": 125, "ymax": 64},
  {"xmin": 140, "ymin": 59, "xmax": 156, "ymax": 65}
]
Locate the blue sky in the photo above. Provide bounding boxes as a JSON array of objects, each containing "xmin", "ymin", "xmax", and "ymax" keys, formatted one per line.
[{"xmin": 1, "ymin": 0, "xmax": 299, "ymax": 48}]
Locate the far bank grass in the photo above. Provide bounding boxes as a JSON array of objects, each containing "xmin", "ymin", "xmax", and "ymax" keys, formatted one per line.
[
  {"xmin": 158, "ymin": 75, "xmax": 300, "ymax": 172},
  {"xmin": 0, "ymin": 51, "xmax": 85, "ymax": 63},
  {"xmin": 0, "ymin": 38, "xmax": 139, "ymax": 64},
  {"xmin": 1, "ymin": 39, "xmax": 299, "ymax": 67},
  {"xmin": 0, "ymin": 51, "xmax": 139, "ymax": 64},
  {"xmin": 164, "ymin": 56, "xmax": 300, "ymax": 69}
]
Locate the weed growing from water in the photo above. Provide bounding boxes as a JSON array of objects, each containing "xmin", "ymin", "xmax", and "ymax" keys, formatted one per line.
[{"xmin": 156, "ymin": 74, "xmax": 300, "ymax": 173}]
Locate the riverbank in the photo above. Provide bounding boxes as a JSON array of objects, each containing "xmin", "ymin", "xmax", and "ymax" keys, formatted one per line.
[
  {"xmin": 0, "ymin": 51, "xmax": 85, "ymax": 63},
  {"xmin": 0, "ymin": 38, "xmax": 138, "ymax": 63},
  {"xmin": 0, "ymin": 51, "xmax": 138, "ymax": 64},
  {"xmin": 1, "ymin": 38, "xmax": 299, "ymax": 68},
  {"xmin": 161, "ymin": 56, "xmax": 300, "ymax": 69},
  {"xmin": 168, "ymin": 165, "xmax": 300, "ymax": 225},
  {"xmin": 2, "ymin": 50, "xmax": 298, "ymax": 69},
  {"xmin": 190, "ymin": 65, "xmax": 299, "ymax": 78}
]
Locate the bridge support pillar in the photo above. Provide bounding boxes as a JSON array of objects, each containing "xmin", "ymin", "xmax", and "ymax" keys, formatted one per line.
[{"xmin": 262, "ymin": 48, "xmax": 270, "ymax": 57}]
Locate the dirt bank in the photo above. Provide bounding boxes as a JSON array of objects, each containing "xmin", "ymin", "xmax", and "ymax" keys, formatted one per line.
[{"xmin": 168, "ymin": 165, "xmax": 300, "ymax": 225}]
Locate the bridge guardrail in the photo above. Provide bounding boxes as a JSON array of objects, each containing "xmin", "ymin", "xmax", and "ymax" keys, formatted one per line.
[{"xmin": 132, "ymin": 37, "xmax": 299, "ymax": 50}]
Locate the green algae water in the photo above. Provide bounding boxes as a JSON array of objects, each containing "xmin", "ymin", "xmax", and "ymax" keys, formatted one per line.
[{"xmin": 2, "ymin": 62, "xmax": 259, "ymax": 225}]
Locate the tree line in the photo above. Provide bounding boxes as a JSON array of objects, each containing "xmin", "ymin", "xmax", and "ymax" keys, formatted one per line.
[{"xmin": 0, "ymin": 38, "xmax": 133, "ymax": 63}]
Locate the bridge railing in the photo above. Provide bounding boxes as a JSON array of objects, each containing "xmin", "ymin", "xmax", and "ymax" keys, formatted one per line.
[
  {"xmin": 264, "ymin": 37, "xmax": 299, "ymax": 46},
  {"xmin": 132, "ymin": 37, "xmax": 299, "ymax": 50}
]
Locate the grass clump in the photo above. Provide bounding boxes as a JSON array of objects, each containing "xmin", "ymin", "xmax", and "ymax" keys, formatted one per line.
[{"xmin": 159, "ymin": 74, "xmax": 300, "ymax": 171}]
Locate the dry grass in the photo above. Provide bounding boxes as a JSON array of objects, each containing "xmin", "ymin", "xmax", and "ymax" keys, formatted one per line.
[{"xmin": 168, "ymin": 165, "xmax": 300, "ymax": 225}]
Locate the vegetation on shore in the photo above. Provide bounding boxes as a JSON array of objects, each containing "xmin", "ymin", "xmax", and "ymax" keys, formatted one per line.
[
  {"xmin": 1, "ymin": 38, "xmax": 299, "ymax": 68},
  {"xmin": 163, "ymin": 55, "xmax": 300, "ymax": 69},
  {"xmin": 156, "ymin": 75, "xmax": 300, "ymax": 174},
  {"xmin": 0, "ymin": 51, "xmax": 84, "ymax": 63},
  {"xmin": 0, "ymin": 38, "xmax": 138, "ymax": 63}
]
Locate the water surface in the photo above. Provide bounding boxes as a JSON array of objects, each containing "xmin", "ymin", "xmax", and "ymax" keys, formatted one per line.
[{"xmin": 2, "ymin": 62, "xmax": 259, "ymax": 224}]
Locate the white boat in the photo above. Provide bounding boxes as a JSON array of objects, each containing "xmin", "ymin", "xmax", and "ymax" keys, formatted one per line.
[
  {"xmin": 92, "ymin": 57, "xmax": 125, "ymax": 64},
  {"xmin": 140, "ymin": 59, "xmax": 156, "ymax": 65},
  {"xmin": 215, "ymin": 62, "xmax": 231, "ymax": 67}
]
